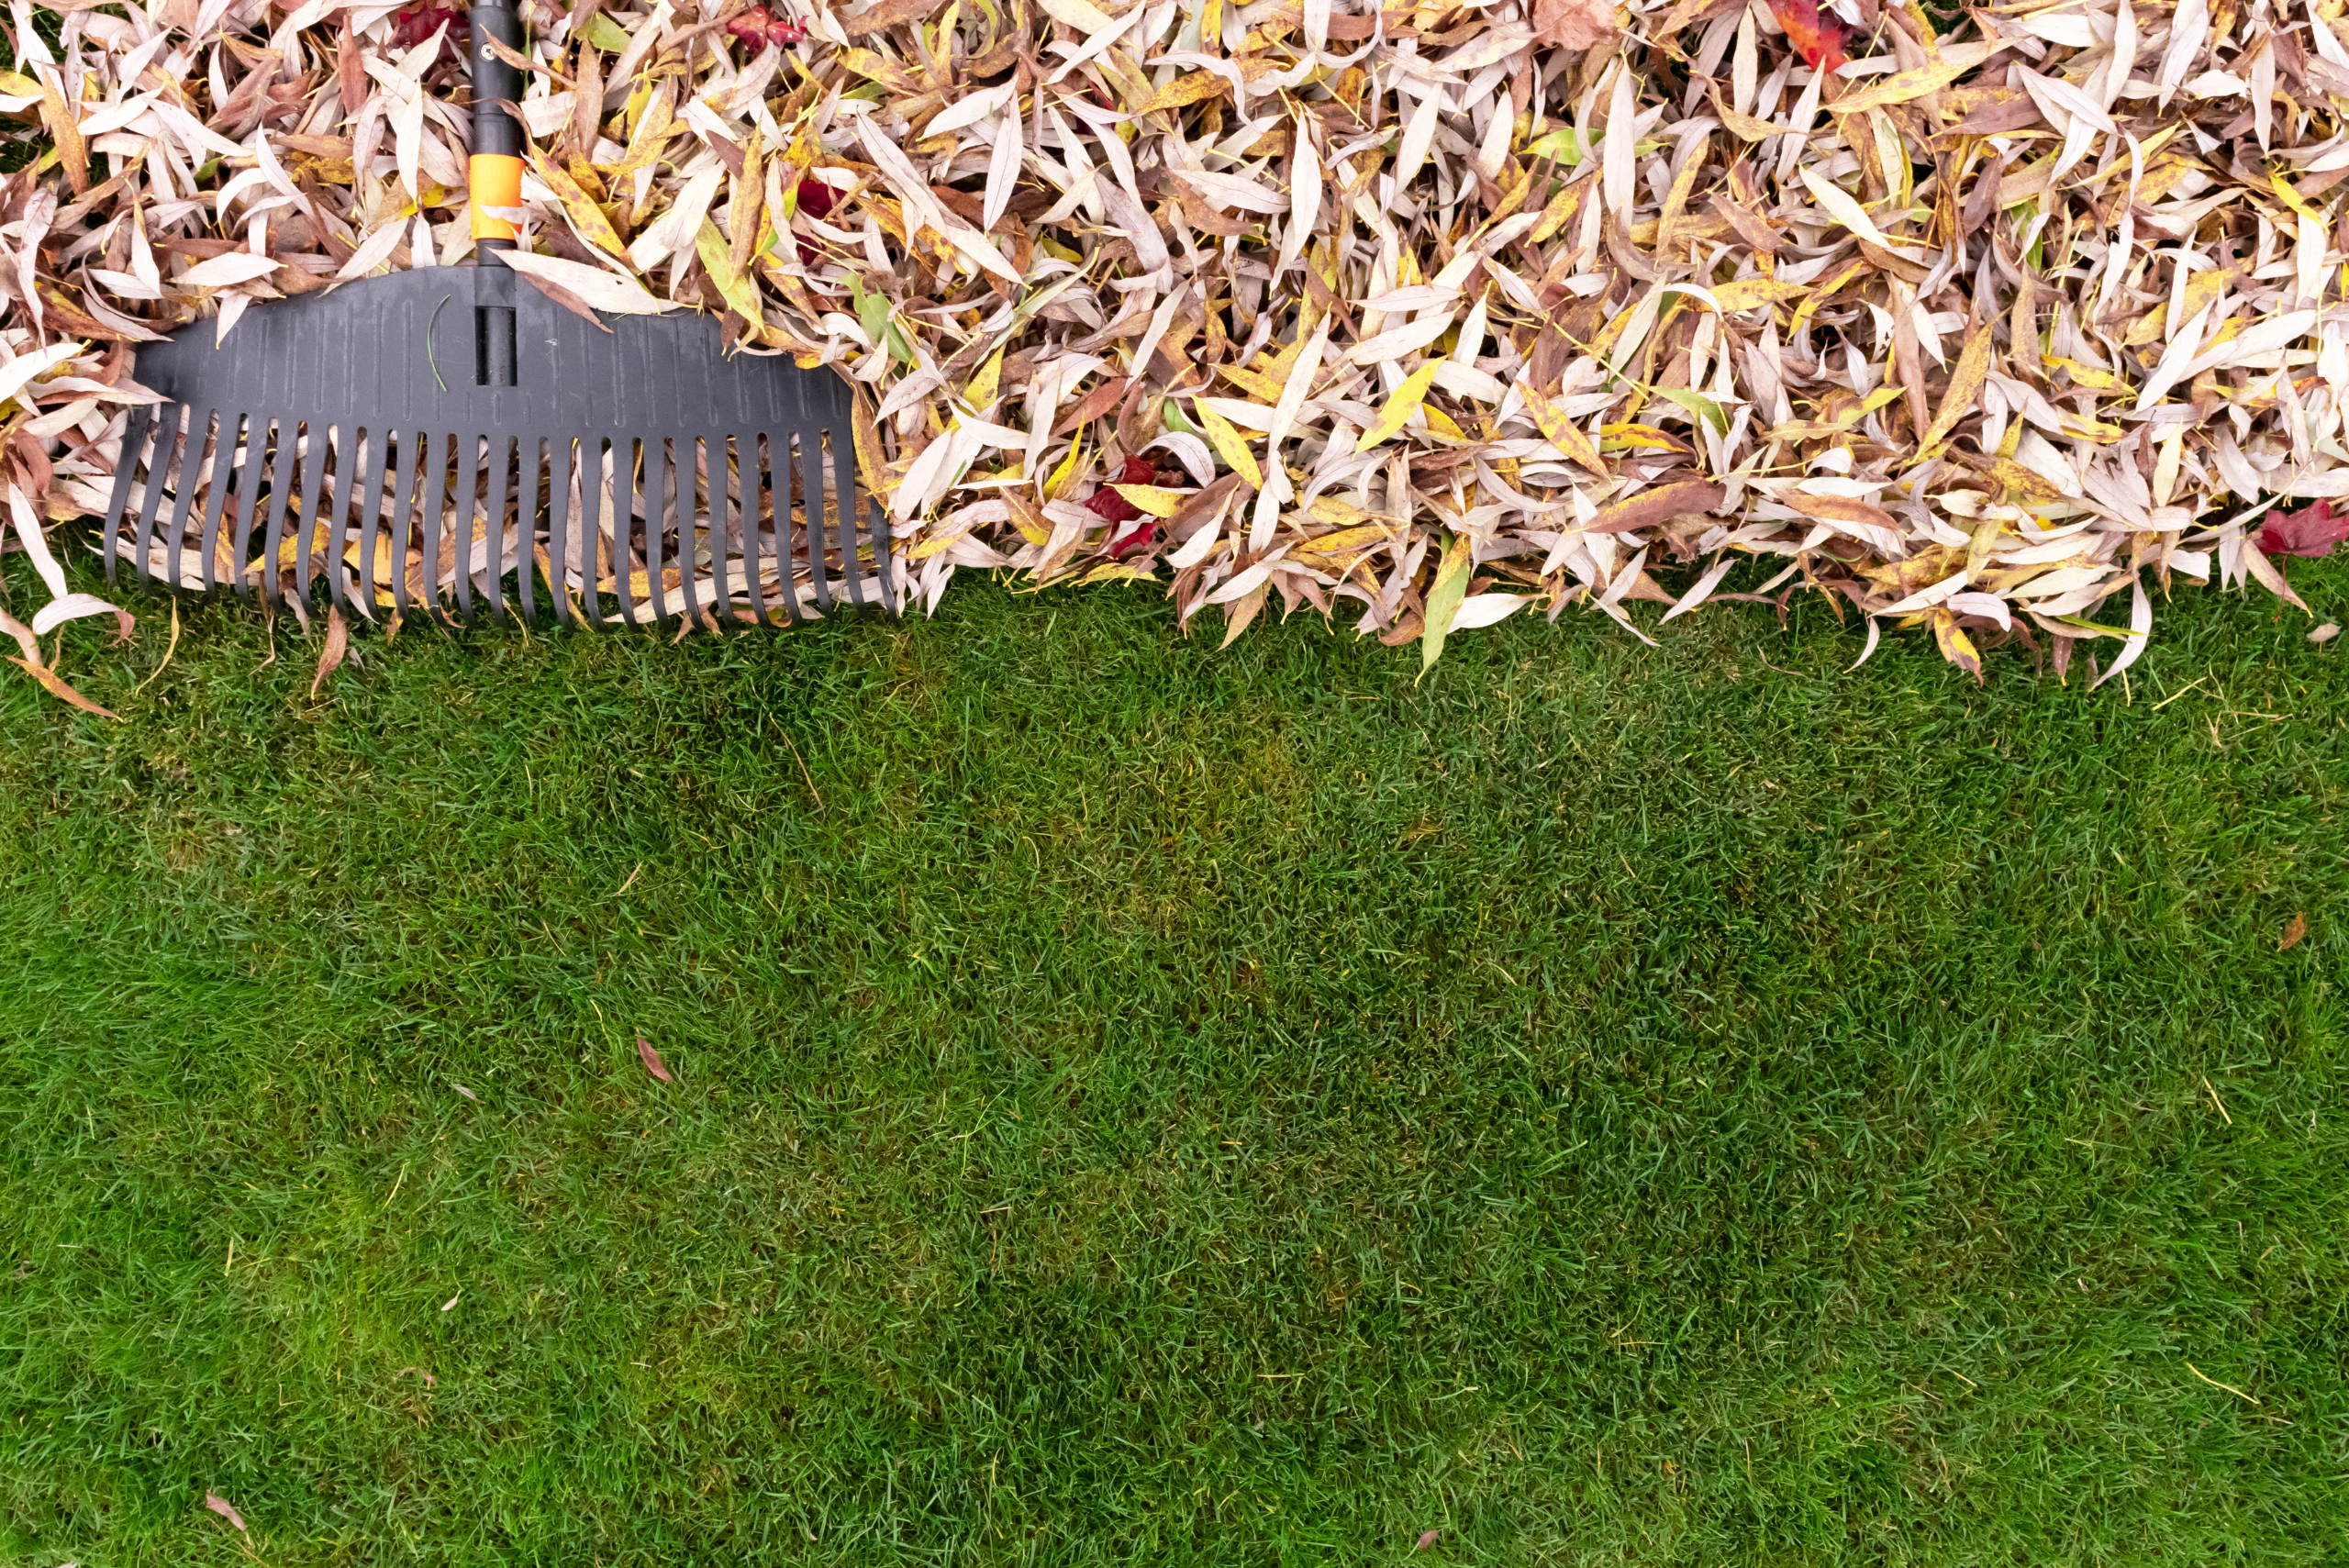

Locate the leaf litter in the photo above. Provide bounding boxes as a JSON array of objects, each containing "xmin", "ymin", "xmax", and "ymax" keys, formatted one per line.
[{"xmin": 3, "ymin": 0, "xmax": 2348, "ymax": 702}]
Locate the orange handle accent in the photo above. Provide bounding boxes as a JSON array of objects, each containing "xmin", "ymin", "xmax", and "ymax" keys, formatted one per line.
[{"xmin": 470, "ymin": 153, "xmax": 524, "ymax": 240}]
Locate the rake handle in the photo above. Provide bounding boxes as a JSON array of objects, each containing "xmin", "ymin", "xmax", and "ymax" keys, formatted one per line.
[
  {"xmin": 468, "ymin": 0, "xmax": 523, "ymax": 384},
  {"xmin": 467, "ymin": 0, "xmax": 525, "ymax": 252}
]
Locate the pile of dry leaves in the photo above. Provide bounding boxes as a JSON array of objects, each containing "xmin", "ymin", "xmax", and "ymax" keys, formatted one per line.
[{"xmin": 2, "ymin": 0, "xmax": 2346, "ymax": 714}]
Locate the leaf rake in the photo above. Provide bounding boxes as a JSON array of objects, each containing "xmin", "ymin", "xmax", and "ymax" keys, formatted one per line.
[{"xmin": 100, "ymin": 0, "xmax": 891, "ymax": 631}]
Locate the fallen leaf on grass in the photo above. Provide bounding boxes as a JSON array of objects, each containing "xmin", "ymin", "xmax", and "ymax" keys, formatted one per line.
[
  {"xmin": 452, "ymin": 1083, "xmax": 480, "ymax": 1102},
  {"xmin": 1416, "ymin": 1528, "xmax": 1442, "ymax": 1551},
  {"xmin": 2312, "ymin": 625, "xmax": 2341, "ymax": 644},
  {"xmin": 204, "ymin": 1493, "xmax": 248, "ymax": 1532},
  {"xmin": 2279, "ymin": 912, "xmax": 2307, "ymax": 951},
  {"xmin": 308, "ymin": 606, "xmax": 347, "ymax": 699},
  {"xmin": 7, "ymin": 655, "xmax": 118, "ymax": 719},
  {"xmin": 2257, "ymin": 502, "xmax": 2349, "ymax": 559},
  {"xmin": 637, "ymin": 1034, "xmax": 675, "ymax": 1083}
]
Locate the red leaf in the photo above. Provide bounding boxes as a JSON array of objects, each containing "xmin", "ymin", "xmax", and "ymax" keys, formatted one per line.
[
  {"xmin": 1087, "ymin": 489, "xmax": 1141, "ymax": 525},
  {"xmin": 2257, "ymin": 500, "xmax": 2349, "ymax": 559},
  {"xmin": 729, "ymin": 6, "xmax": 806, "ymax": 49},
  {"xmin": 390, "ymin": 0, "xmax": 467, "ymax": 56},
  {"xmin": 1416, "ymin": 1528, "xmax": 1442, "ymax": 1551},
  {"xmin": 795, "ymin": 177, "xmax": 836, "ymax": 222},
  {"xmin": 790, "ymin": 176, "xmax": 837, "ymax": 263},
  {"xmin": 1764, "ymin": 0, "xmax": 1849, "ymax": 74},
  {"xmin": 637, "ymin": 1034, "xmax": 675, "ymax": 1083},
  {"xmin": 727, "ymin": 6, "xmax": 776, "ymax": 46},
  {"xmin": 1095, "ymin": 456, "xmax": 1169, "ymax": 554},
  {"xmin": 204, "ymin": 1493, "xmax": 248, "ymax": 1532}
]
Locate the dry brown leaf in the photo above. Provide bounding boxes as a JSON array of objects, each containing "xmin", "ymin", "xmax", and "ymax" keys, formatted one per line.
[
  {"xmin": 1588, "ymin": 482, "xmax": 1728, "ymax": 536},
  {"xmin": 637, "ymin": 1033, "xmax": 675, "ymax": 1083},
  {"xmin": 7, "ymin": 655, "xmax": 119, "ymax": 719},
  {"xmin": 1532, "ymin": 0, "xmax": 1619, "ymax": 51},
  {"xmin": 309, "ymin": 606, "xmax": 348, "ymax": 699}
]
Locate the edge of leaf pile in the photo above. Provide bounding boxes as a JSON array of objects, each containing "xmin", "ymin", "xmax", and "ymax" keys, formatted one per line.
[{"xmin": 2, "ymin": 0, "xmax": 2343, "ymax": 713}]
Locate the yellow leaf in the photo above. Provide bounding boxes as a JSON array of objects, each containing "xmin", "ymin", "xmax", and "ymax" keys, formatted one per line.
[
  {"xmin": 1916, "ymin": 317, "xmax": 1994, "ymax": 458},
  {"xmin": 2056, "ymin": 411, "xmax": 2126, "ymax": 441},
  {"xmin": 1306, "ymin": 495, "xmax": 1376, "ymax": 528},
  {"xmin": 607, "ymin": 79, "xmax": 676, "ymax": 179},
  {"xmin": 1830, "ymin": 53, "xmax": 1985, "ymax": 115},
  {"xmin": 1928, "ymin": 606, "xmax": 1983, "ymax": 682},
  {"xmin": 1219, "ymin": 361, "xmax": 1287, "ymax": 403},
  {"xmin": 2270, "ymin": 169, "xmax": 2320, "ymax": 218},
  {"xmin": 964, "ymin": 345, "xmax": 1006, "ymax": 411},
  {"xmin": 2047, "ymin": 355, "xmax": 2124, "ymax": 391},
  {"xmin": 1191, "ymin": 399, "xmax": 1263, "ymax": 487},
  {"xmin": 1008, "ymin": 493, "xmax": 1052, "ymax": 544},
  {"xmin": 1421, "ymin": 403, "xmax": 1468, "ymax": 442},
  {"xmin": 852, "ymin": 389, "xmax": 886, "ymax": 493},
  {"xmin": 1526, "ymin": 175, "xmax": 1589, "ymax": 246},
  {"xmin": 695, "ymin": 219, "xmax": 765, "ymax": 338},
  {"xmin": 1292, "ymin": 521, "xmax": 1393, "ymax": 560},
  {"xmin": 1353, "ymin": 361, "xmax": 1441, "ymax": 453},
  {"xmin": 1787, "ymin": 259, "xmax": 1871, "ymax": 343},
  {"xmin": 8, "ymin": 655, "xmax": 118, "ymax": 719},
  {"xmin": 1044, "ymin": 430, "xmax": 1087, "ymax": 501},
  {"xmin": 1599, "ymin": 423, "xmax": 1689, "ymax": 453},
  {"xmin": 1109, "ymin": 484, "xmax": 1186, "ymax": 517},
  {"xmin": 533, "ymin": 151, "xmax": 630, "ymax": 261},
  {"xmin": 1586, "ymin": 299, "xmax": 1645, "ymax": 365},
  {"xmin": 1703, "ymin": 81, "xmax": 1780, "ymax": 140},
  {"xmin": 1710, "ymin": 277, "xmax": 1812, "ymax": 313},
  {"xmin": 840, "ymin": 48, "xmax": 922, "ymax": 93},
  {"xmin": 1137, "ymin": 72, "xmax": 1230, "ymax": 117},
  {"xmin": 1985, "ymin": 457, "xmax": 2065, "ymax": 505},
  {"xmin": 1518, "ymin": 381, "xmax": 1606, "ymax": 472}
]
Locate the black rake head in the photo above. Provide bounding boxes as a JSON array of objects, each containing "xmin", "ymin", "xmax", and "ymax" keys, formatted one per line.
[{"xmin": 103, "ymin": 264, "xmax": 894, "ymax": 632}]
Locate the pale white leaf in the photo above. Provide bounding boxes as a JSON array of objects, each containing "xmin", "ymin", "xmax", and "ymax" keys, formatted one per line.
[
  {"xmin": 179, "ymin": 251, "xmax": 282, "ymax": 288},
  {"xmin": 497, "ymin": 250, "xmax": 679, "ymax": 315}
]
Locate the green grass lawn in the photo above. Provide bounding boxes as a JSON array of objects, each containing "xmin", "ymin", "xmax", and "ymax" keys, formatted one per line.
[{"xmin": 2, "ymin": 559, "xmax": 2344, "ymax": 1565}]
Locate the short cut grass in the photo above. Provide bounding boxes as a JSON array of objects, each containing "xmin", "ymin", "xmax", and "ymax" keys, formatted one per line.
[{"xmin": 2, "ymin": 561, "xmax": 2345, "ymax": 1564}]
